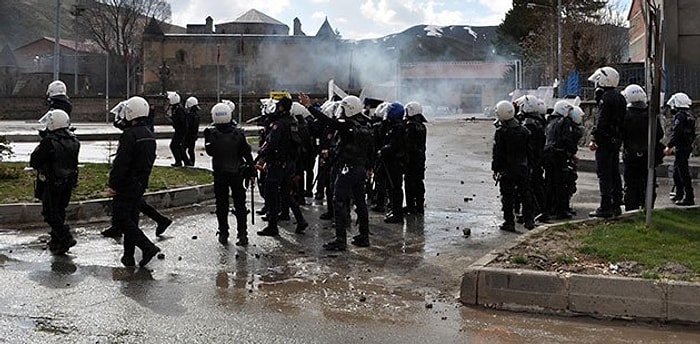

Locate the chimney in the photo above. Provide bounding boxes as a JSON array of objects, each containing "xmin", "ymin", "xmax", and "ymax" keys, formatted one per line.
[
  {"xmin": 293, "ymin": 17, "xmax": 306, "ymax": 36},
  {"xmin": 206, "ymin": 16, "xmax": 213, "ymax": 33}
]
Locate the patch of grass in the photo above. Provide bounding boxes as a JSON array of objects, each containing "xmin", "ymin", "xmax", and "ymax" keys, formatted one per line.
[
  {"xmin": 556, "ymin": 255, "xmax": 576, "ymax": 265},
  {"xmin": 552, "ymin": 222, "xmax": 576, "ymax": 232},
  {"xmin": 0, "ymin": 162, "xmax": 212, "ymax": 204},
  {"xmin": 511, "ymin": 255, "xmax": 528, "ymax": 265},
  {"xmin": 577, "ymin": 209, "xmax": 700, "ymax": 274},
  {"xmin": 640, "ymin": 271, "xmax": 660, "ymax": 280}
]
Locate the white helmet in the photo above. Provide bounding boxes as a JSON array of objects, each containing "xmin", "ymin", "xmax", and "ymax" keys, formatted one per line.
[
  {"xmin": 622, "ymin": 84, "xmax": 647, "ymax": 105},
  {"xmin": 124, "ymin": 96, "xmax": 150, "ymax": 121},
  {"xmin": 222, "ymin": 99, "xmax": 236, "ymax": 113},
  {"xmin": 667, "ymin": 92, "xmax": 692, "ymax": 109},
  {"xmin": 110, "ymin": 101, "xmax": 127, "ymax": 121},
  {"xmin": 514, "ymin": 95, "xmax": 539, "ymax": 114},
  {"xmin": 39, "ymin": 109, "xmax": 70, "ymax": 131},
  {"xmin": 587, "ymin": 66, "xmax": 619, "ymax": 88},
  {"xmin": 47, "ymin": 80, "xmax": 67, "ymax": 97},
  {"xmin": 495, "ymin": 100, "xmax": 515, "ymax": 121},
  {"xmin": 260, "ymin": 98, "xmax": 277, "ymax": 115},
  {"xmin": 404, "ymin": 101, "xmax": 423, "ymax": 117},
  {"xmin": 553, "ymin": 100, "xmax": 574, "ymax": 117},
  {"xmin": 167, "ymin": 91, "xmax": 181, "ymax": 105},
  {"xmin": 185, "ymin": 96, "xmax": 199, "ymax": 109},
  {"xmin": 291, "ymin": 102, "xmax": 312, "ymax": 118},
  {"xmin": 336, "ymin": 95, "xmax": 362, "ymax": 117},
  {"xmin": 211, "ymin": 102, "xmax": 232, "ymax": 124},
  {"xmin": 535, "ymin": 98, "xmax": 547, "ymax": 115},
  {"xmin": 569, "ymin": 105, "xmax": 584, "ymax": 125},
  {"xmin": 320, "ymin": 100, "xmax": 339, "ymax": 118},
  {"xmin": 374, "ymin": 102, "xmax": 390, "ymax": 118}
]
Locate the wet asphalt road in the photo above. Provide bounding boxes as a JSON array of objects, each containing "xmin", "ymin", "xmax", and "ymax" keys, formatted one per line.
[{"xmin": 2, "ymin": 119, "xmax": 700, "ymax": 343}]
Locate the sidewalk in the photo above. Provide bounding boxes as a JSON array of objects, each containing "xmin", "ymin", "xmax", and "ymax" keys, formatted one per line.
[{"xmin": 0, "ymin": 120, "xmax": 261, "ymax": 142}]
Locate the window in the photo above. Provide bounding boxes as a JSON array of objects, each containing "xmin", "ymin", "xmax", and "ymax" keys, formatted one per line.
[
  {"xmin": 176, "ymin": 49, "xmax": 186, "ymax": 63},
  {"xmin": 234, "ymin": 66, "xmax": 245, "ymax": 86}
]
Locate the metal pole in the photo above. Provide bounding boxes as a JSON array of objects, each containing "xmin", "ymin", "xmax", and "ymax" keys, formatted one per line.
[
  {"xmin": 557, "ymin": 0, "xmax": 562, "ymax": 97},
  {"xmin": 216, "ymin": 44, "xmax": 220, "ymax": 102},
  {"xmin": 53, "ymin": 0, "xmax": 61, "ymax": 80},
  {"xmin": 126, "ymin": 56, "xmax": 130, "ymax": 98},
  {"xmin": 106, "ymin": 50, "xmax": 110, "ymax": 123}
]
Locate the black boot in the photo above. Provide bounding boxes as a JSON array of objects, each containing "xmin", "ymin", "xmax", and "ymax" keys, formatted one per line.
[
  {"xmin": 139, "ymin": 246, "xmax": 161, "ymax": 267},
  {"xmin": 295, "ymin": 221, "xmax": 309, "ymax": 234},
  {"xmin": 323, "ymin": 238, "xmax": 346, "ymax": 251},
  {"xmin": 217, "ymin": 230, "xmax": 229, "ymax": 245},
  {"xmin": 155, "ymin": 218, "xmax": 173, "ymax": 236},
  {"xmin": 257, "ymin": 225, "xmax": 279, "ymax": 237},
  {"xmin": 351, "ymin": 235, "xmax": 370, "ymax": 247},
  {"xmin": 675, "ymin": 198, "xmax": 695, "ymax": 206},
  {"xmin": 588, "ymin": 207, "xmax": 614, "ymax": 218},
  {"xmin": 101, "ymin": 227, "xmax": 123, "ymax": 238},
  {"xmin": 499, "ymin": 222, "xmax": 517, "ymax": 232}
]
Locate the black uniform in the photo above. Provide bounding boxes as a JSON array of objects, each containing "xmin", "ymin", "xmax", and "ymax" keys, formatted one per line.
[
  {"xmin": 109, "ymin": 119, "xmax": 160, "ymax": 267},
  {"xmin": 591, "ymin": 87, "xmax": 626, "ymax": 216},
  {"xmin": 204, "ymin": 122, "xmax": 254, "ymax": 245},
  {"xmin": 169, "ymin": 103, "xmax": 190, "ymax": 166},
  {"xmin": 562, "ymin": 117, "xmax": 583, "ymax": 213},
  {"xmin": 184, "ymin": 105, "xmax": 200, "ymax": 166},
  {"xmin": 310, "ymin": 108, "xmax": 374, "ymax": 250},
  {"xmin": 542, "ymin": 113, "xmax": 574, "ymax": 220},
  {"xmin": 256, "ymin": 107, "xmax": 308, "ymax": 236},
  {"xmin": 492, "ymin": 118, "xmax": 533, "ymax": 230},
  {"xmin": 380, "ymin": 119, "xmax": 407, "ymax": 222},
  {"xmin": 520, "ymin": 111, "xmax": 546, "ymax": 216},
  {"xmin": 48, "ymin": 95, "xmax": 73, "ymax": 115},
  {"xmin": 667, "ymin": 108, "xmax": 696, "ymax": 205},
  {"xmin": 621, "ymin": 103, "xmax": 664, "ymax": 210},
  {"xmin": 370, "ymin": 118, "xmax": 389, "ymax": 212},
  {"xmin": 30, "ymin": 127, "xmax": 80, "ymax": 254},
  {"xmin": 403, "ymin": 115, "xmax": 427, "ymax": 214}
]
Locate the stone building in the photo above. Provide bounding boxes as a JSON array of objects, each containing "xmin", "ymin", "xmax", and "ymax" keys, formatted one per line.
[{"xmin": 142, "ymin": 9, "xmax": 349, "ymax": 97}]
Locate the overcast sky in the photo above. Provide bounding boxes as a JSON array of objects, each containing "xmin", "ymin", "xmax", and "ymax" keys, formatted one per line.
[{"xmin": 168, "ymin": 0, "xmax": 514, "ymax": 39}]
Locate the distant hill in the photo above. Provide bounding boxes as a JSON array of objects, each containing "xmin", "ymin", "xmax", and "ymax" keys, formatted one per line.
[
  {"xmin": 358, "ymin": 24, "xmax": 499, "ymax": 62},
  {"xmin": 0, "ymin": 0, "xmax": 184, "ymax": 49}
]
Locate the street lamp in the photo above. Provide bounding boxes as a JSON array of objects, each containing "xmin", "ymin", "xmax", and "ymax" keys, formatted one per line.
[
  {"xmin": 527, "ymin": 0, "xmax": 562, "ymax": 96},
  {"xmin": 70, "ymin": 4, "xmax": 85, "ymax": 95}
]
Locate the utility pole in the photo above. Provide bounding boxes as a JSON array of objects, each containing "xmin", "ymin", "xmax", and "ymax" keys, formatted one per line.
[
  {"xmin": 71, "ymin": 5, "xmax": 85, "ymax": 95},
  {"xmin": 216, "ymin": 44, "xmax": 221, "ymax": 102},
  {"xmin": 644, "ymin": 0, "xmax": 663, "ymax": 228},
  {"xmin": 557, "ymin": 0, "xmax": 562, "ymax": 97},
  {"xmin": 53, "ymin": 0, "xmax": 61, "ymax": 80}
]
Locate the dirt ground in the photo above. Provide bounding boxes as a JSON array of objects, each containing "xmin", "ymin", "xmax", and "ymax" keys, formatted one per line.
[{"xmin": 489, "ymin": 219, "xmax": 700, "ymax": 282}]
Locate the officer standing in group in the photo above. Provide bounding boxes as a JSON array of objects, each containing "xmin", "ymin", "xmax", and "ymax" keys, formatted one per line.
[
  {"xmin": 107, "ymin": 96, "xmax": 161, "ymax": 267},
  {"xmin": 403, "ymin": 101, "xmax": 428, "ymax": 214},
  {"xmin": 167, "ymin": 91, "xmax": 190, "ymax": 167},
  {"xmin": 102, "ymin": 101, "xmax": 173, "ymax": 238},
  {"xmin": 30, "ymin": 108, "xmax": 80, "ymax": 254},
  {"xmin": 541, "ymin": 100, "xmax": 577, "ymax": 221},
  {"xmin": 184, "ymin": 96, "xmax": 200, "ymax": 166},
  {"xmin": 491, "ymin": 100, "xmax": 534, "ymax": 231},
  {"xmin": 665, "ymin": 92, "xmax": 696, "ymax": 206},
  {"xmin": 620, "ymin": 84, "xmax": 664, "ymax": 210},
  {"xmin": 301, "ymin": 94, "xmax": 374, "ymax": 250},
  {"xmin": 46, "ymin": 80, "xmax": 72, "ymax": 114},
  {"xmin": 588, "ymin": 66, "xmax": 626, "ymax": 218},
  {"xmin": 380, "ymin": 102, "xmax": 407, "ymax": 223},
  {"xmin": 256, "ymin": 97, "xmax": 309, "ymax": 236},
  {"xmin": 204, "ymin": 102, "xmax": 254, "ymax": 246},
  {"xmin": 514, "ymin": 96, "xmax": 546, "ymax": 218}
]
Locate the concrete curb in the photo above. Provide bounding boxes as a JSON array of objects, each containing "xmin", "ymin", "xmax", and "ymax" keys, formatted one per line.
[
  {"xmin": 5, "ymin": 127, "xmax": 261, "ymax": 143},
  {"xmin": 459, "ymin": 206, "xmax": 700, "ymax": 324},
  {"xmin": 0, "ymin": 183, "xmax": 215, "ymax": 227}
]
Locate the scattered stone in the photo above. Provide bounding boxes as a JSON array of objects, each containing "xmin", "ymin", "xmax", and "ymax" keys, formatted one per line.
[
  {"xmin": 425, "ymin": 303, "xmax": 433, "ymax": 309},
  {"xmin": 191, "ymin": 235, "xmax": 198, "ymax": 240},
  {"xmin": 458, "ymin": 208, "xmax": 461, "ymax": 211},
  {"xmin": 441, "ymin": 316, "xmax": 447, "ymax": 320},
  {"xmin": 359, "ymin": 296, "xmax": 367, "ymax": 302},
  {"xmin": 462, "ymin": 228, "xmax": 471, "ymax": 237},
  {"xmin": 235, "ymin": 254, "xmax": 240, "ymax": 259},
  {"xmin": 178, "ymin": 256, "xmax": 182, "ymax": 261},
  {"xmin": 436, "ymin": 252, "xmax": 440, "ymax": 256},
  {"xmin": 298, "ymin": 250, "xmax": 306, "ymax": 254},
  {"xmin": 366, "ymin": 268, "xmax": 372, "ymax": 273},
  {"xmin": 254, "ymin": 253, "xmax": 261, "ymax": 259},
  {"xmin": 156, "ymin": 253, "xmax": 165, "ymax": 260},
  {"xmin": 463, "ymin": 197, "xmax": 473, "ymax": 202},
  {"xmin": 460, "ymin": 181, "xmax": 464, "ymax": 184}
]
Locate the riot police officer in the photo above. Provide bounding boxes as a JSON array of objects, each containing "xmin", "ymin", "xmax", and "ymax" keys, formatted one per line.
[
  {"xmin": 205, "ymin": 102, "xmax": 254, "ymax": 246},
  {"xmin": 256, "ymin": 97, "xmax": 309, "ymax": 236},
  {"xmin": 665, "ymin": 92, "xmax": 696, "ymax": 206},
  {"xmin": 167, "ymin": 91, "xmax": 190, "ymax": 167},
  {"xmin": 380, "ymin": 102, "xmax": 407, "ymax": 223},
  {"xmin": 620, "ymin": 85, "xmax": 664, "ymax": 210},
  {"xmin": 403, "ymin": 101, "xmax": 427, "ymax": 214},
  {"xmin": 46, "ymin": 80, "xmax": 72, "ymax": 115},
  {"xmin": 301, "ymin": 94, "xmax": 374, "ymax": 250},
  {"xmin": 184, "ymin": 96, "xmax": 200, "ymax": 166},
  {"xmin": 588, "ymin": 66, "xmax": 626, "ymax": 218},
  {"xmin": 514, "ymin": 95, "xmax": 546, "ymax": 218},
  {"xmin": 107, "ymin": 96, "xmax": 160, "ymax": 267},
  {"xmin": 30, "ymin": 109, "xmax": 80, "ymax": 254},
  {"xmin": 492, "ymin": 101, "xmax": 534, "ymax": 231},
  {"xmin": 542, "ymin": 100, "xmax": 579, "ymax": 221}
]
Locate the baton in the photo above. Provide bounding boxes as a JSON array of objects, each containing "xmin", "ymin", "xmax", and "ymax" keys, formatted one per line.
[{"xmin": 250, "ymin": 177, "xmax": 255, "ymax": 225}]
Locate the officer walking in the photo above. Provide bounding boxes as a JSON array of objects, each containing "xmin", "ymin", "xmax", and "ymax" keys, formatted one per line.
[
  {"xmin": 301, "ymin": 94, "xmax": 374, "ymax": 250},
  {"xmin": 588, "ymin": 66, "xmax": 626, "ymax": 218},
  {"xmin": 107, "ymin": 96, "xmax": 161, "ymax": 267},
  {"xmin": 620, "ymin": 85, "xmax": 664, "ymax": 210},
  {"xmin": 403, "ymin": 101, "xmax": 428, "ymax": 214},
  {"xmin": 166, "ymin": 91, "xmax": 190, "ymax": 167},
  {"xmin": 256, "ymin": 97, "xmax": 309, "ymax": 236},
  {"xmin": 205, "ymin": 102, "xmax": 254, "ymax": 246},
  {"xmin": 491, "ymin": 101, "xmax": 534, "ymax": 231},
  {"xmin": 184, "ymin": 96, "xmax": 200, "ymax": 166},
  {"xmin": 30, "ymin": 108, "xmax": 80, "ymax": 254},
  {"xmin": 665, "ymin": 92, "xmax": 696, "ymax": 206}
]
